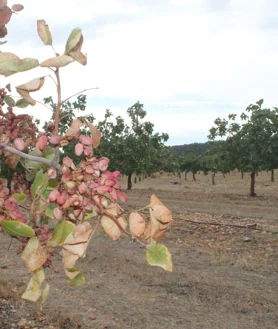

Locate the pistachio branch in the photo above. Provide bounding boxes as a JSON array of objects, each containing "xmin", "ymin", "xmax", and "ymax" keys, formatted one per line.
[
  {"xmin": 62, "ymin": 87, "xmax": 99, "ymax": 105},
  {"xmin": 0, "ymin": 144, "xmax": 61, "ymax": 170}
]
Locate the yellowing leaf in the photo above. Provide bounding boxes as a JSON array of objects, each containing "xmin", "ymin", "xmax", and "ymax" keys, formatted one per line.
[
  {"xmin": 21, "ymin": 238, "xmax": 49, "ymax": 272},
  {"xmin": 65, "ymin": 28, "xmax": 82, "ymax": 54},
  {"xmin": 129, "ymin": 212, "xmax": 145, "ymax": 238},
  {"xmin": 65, "ymin": 268, "xmax": 85, "ymax": 286},
  {"xmin": 69, "ymin": 51, "xmax": 87, "ymax": 65},
  {"xmin": 21, "ymin": 268, "xmax": 45, "ymax": 302},
  {"xmin": 61, "ymin": 222, "xmax": 94, "ymax": 269},
  {"xmin": 40, "ymin": 55, "xmax": 74, "ymax": 68},
  {"xmin": 40, "ymin": 283, "xmax": 50, "ymax": 308},
  {"xmin": 47, "ymin": 220, "xmax": 75, "ymax": 247},
  {"xmin": 146, "ymin": 243, "xmax": 173, "ymax": 272},
  {"xmin": 37, "ymin": 19, "xmax": 52, "ymax": 45},
  {"xmin": 0, "ymin": 52, "xmax": 39, "ymax": 77}
]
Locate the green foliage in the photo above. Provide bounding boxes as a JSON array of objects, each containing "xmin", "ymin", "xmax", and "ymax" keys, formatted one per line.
[{"xmin": 208, "ymin": 100, "xmax": 278, "ymax": 195}]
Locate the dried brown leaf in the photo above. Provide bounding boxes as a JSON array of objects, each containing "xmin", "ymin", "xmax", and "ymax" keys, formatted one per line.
[
  {"xmin": 150, "ymin": 194, "xmax": 163, "ymax": 207},
  {"xmin": 66, "ymin": 118, "xmax": 83, "ymax": 138},
  {"xmin": 129, "ymin": 212, "xmax": 145, "ymax": 238},
  {"xmin": 85, "ymin": 119, "xmax": 101, "ymax": 148},
  {"xmin": 152, "ymin": 205, "xmax": 173, "ymax": 224},
  {"xmin": 40, "ymin": 55, "xmax": 74, "ymax": 68}
]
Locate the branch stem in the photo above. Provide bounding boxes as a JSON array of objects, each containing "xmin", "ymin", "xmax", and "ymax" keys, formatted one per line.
[
  {"xmin": 0, "ymin": 144, "xmax": 61, "ymax": 170},
  {"xmin": 62, "ymin": 88, "xmax": 99, "ymax": 105}
]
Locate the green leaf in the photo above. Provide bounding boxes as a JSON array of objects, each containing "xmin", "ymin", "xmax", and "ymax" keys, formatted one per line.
[
  {"xmin": 43, "ymin": 146, "xmax": 55, "ymax": 160},
  {"xmin": 65, "ymin": 28, "xmax": 82, "ymax": 54},
  {"xmin": 26, "ymin": 172, "xmax": 35, "ymax": 182},
  {"xmin": 37, "ymin": 20, "xmax": 52, "ymax": 46},
  {"xmin": 31, "ymin": 170, "xmax": 44, "ymax": 200},
  {"xmin": 47, "ymin": 220, "xmax": 76, "ymax": 247},
  {"xmin": 45, "ymin": 203, "xmax": 55, "ymax": 219},
  {"xmin": 15, "ymin": 98, "xmax": 29, "ymax": 108},
  {"xmin": 0, "ymin": 220, "xmax": 35, "ymax": 237},
  {"xmin": 25, "ymin": 147, "xmax": 55, "ymax": 170},
  {"xmin": 146, "ymin": 243, "xmax": 173, "ymax": 272},
  {"xmin": 83, "ymin": 210, "xmax": 97, "ymax": 221},
  {"xmin": 66, "ymin": 268, "xmax": 85, "ymax": 287},
  {"xmin": 47, "ymin": 179, "xmax": 59, "ymax": 189},
  {"xmin": 4, "ymin": 95, "xmax": 15, "ymax": 106},
  {"xmin": 12, "ymin": 193, "xmax": 27, "ymax": 204}
]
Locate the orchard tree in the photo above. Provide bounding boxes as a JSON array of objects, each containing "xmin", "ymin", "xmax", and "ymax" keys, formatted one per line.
[
  {"xmin": 0, "ymin": 3, "xmax": 173, "ymax": 306},
  {"xmin": 208, "ymin": 100, "xmax": 278, "ymax": 196},
  {"xmin": 179, "ymin": 154, "xmax": 201, "ymax": 181},
  {"xmin": 96, "ymin": 102, "xmax": 169, "ymax": 190}
]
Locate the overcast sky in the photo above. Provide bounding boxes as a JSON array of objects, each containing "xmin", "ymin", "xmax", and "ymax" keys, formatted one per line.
[{"xmin": 2, "ymin": 0, "xmax": 278, "ymax": 145}]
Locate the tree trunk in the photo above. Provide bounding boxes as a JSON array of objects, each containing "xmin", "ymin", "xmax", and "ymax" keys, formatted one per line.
[
  {"xmin": 241, "ymin": 170, "xmax": 244, "ymax": 179},
  {"xmin": 193, "ymin": 172, "xmax": 196, "ymax": 181},
  {"xmin": 184, "ymin": 172, "xmax": 187, "ymax": 181},
  {"xmin": 256, "ymin": 171, "xmax": 259, "ymax": 177},
  {"xmin": 139, "ymin": 175, "xmax": 141, "ymax": 182},
  {"xmin": 222, "ymin": 173, "xmax": 225, "ymax": 178},
  {"xmin": 134, "ymin": 176, "xmax": 137, "ymax": 184},
  {"xmin": 177, "ymin": 172, "xmax": 181, "ymax": 178},
  {"xmin": 250, "ymin": 171, "xmax": 256, "ymax": 196},
  {"xmin": 212, "ymin": 173, "xmax": 216, "ymax": 185},
  {"xmin": 127, "ymin": 173, "xmax": 133, "ymax": 190},
  {"xmin": 271, "ymin": 169, "xmax": 274, "ymax": 182}
]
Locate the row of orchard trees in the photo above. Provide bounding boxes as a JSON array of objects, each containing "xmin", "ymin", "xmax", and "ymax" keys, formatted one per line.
[
  {"xmin": 2, "ymin": 95, "xmax": 278, "ymax": 197},
  {"xmin": 170, "ymin": 99, "xmax": 278, "ymax": 196}
]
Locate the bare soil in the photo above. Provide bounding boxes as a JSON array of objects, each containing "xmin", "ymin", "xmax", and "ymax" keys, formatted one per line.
[{"xmin": 1, "ymin": 171, "xmax": 278, "ymax": 329}]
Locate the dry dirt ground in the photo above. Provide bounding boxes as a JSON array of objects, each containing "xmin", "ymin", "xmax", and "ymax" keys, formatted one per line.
[{"xmin": 1, "ymin": 171, "xmax": 278, "ymax": 329}]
